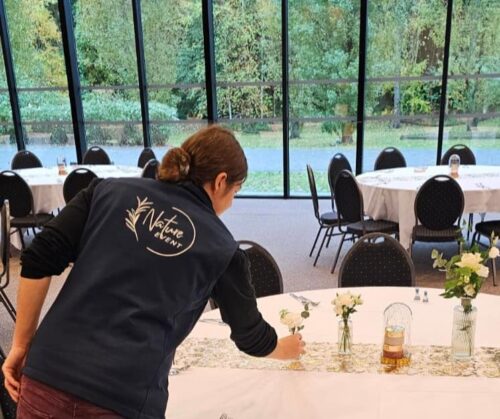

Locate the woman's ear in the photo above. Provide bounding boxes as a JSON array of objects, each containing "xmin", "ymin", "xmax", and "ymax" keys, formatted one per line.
[{"xmin": 213, "ymin": 172, "xmax": 228, "ymax": 193}]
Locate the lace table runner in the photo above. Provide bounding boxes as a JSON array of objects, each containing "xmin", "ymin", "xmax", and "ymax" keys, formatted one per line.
[{"xmin": 176, "ymin": 338, "xmax": 500, "ymax": 378}]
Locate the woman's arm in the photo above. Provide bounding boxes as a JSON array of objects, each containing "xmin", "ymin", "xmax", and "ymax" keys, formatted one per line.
[
  {"xmin": 2, "ymin": 276, "xmax": 51, "ymax": 401},
  {"xmin": 2, "ymin": 179, "xmax": 102, "ymax": 401},
  {"xmin": 210, "ymin": 249, "xmax": 305, "ymax": 360}
]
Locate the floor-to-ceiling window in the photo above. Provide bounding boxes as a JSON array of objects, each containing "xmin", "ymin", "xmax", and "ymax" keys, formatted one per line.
[
  {"xmin": 444, "ymin": 0, "xmax": 500, "ymax": 164},
  {"xmin": 214, "ymin": 0, "xmax": 283, "ymax": 195},
  {"xmin": 2, "ymin": 0, "xmax": 498, "ymax": 193},
  {"xmin": 0, "ymin": 45, "xmax": 15, "ymax": 169},
  {"xmin": 289, "ymin": 1, "xmax": 359, "ymax": 195},
  {"xmin": 74, "ymin": 0, "xmax": 142, "ymax": 165},
  {"xmin": 5, "ymin": 0, "xmax": 75, "ymax": 167},
  {"xmin": 142, "ymin": 0, "xmax": 206, "ymax": 161},
  {"xmin": 365, "ymin": 0, "xmax": 446, "ymax": 171}
]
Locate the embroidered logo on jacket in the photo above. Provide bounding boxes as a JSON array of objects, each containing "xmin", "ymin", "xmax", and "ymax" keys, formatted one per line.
[{"xmin": 125, "ymin": 196, "xmax": 196, "ymax": 257}]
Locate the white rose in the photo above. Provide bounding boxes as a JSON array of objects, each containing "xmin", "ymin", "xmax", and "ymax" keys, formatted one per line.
[
  {"xmin": 280, "ymin": 312, "xmax": 303, "ymax": 330},
  {"xmin": 338, "ymin": 292, "xmax": 354, "ymax": 308},
  {"xmin": 476, "ymin": 264, "xmax": 489, "ymax": 278},
  {"xmin": 464, "ymin": 284, "xmax": 476, "ymax": 297},
  {"xmin": 335, "ymin": 306, "xmax": 343, "ymax": 316},
  {"xmin": 455, "ymin": 252, "xmax": 483, "ymax": 271},
  {"xmin": 354, "ymin": 295, "xmax": 363, "ymax": 305},
  {"xmin": 489, "ymin": 247, "xmax": 499, "ymax": 259}
]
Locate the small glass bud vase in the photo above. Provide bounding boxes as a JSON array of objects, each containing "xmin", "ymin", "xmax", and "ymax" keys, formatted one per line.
[
  {"xmin": 451, "ymin": 298, "xmax": 477, "ymax": 360},
  {"xmin": 449, "ymin": 154, "xmax": 460, "ymax": 178},
  {"xmin": 338, "ymin": 318, "xmax": 352, "ymax": 355}
]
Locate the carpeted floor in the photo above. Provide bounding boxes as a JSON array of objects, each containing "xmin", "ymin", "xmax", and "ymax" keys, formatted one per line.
[{"xmin": 1, "ymin": 198, "xmax": 498, "ymax": 352}]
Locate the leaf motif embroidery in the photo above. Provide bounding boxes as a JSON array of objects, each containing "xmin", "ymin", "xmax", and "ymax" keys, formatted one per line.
[{"xmin": 125, "ymin": 196, "xmax": 153, "ymax": 241}]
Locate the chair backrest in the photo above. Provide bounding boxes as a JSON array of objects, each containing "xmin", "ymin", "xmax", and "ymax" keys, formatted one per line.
[
  {"xmin": 82, "ymin": 146, "xmax": 111, "ymax": 165},
  {"xmin": 239, "ymin": 240, "xmax": 283, "ymax": 297},
  {"xmin": 415, "ymin": 175, "xmax": 464, "ymax": 230},
  {"xmin": 334, "ymin": 170, "xmax": 363, "ymax": 223},
  {"xmin": 0, "ymin": 170, "xmax": 33, "ymax": 218},
  {"xmin": 327, "ymin": 153, "xmax": 352, "ymax": 207},
  {"xmin": 137, "ymin": 147, "xmax": 157, "ymax": 168},
  {"xmin": 306, "ymin": 165, "xmax": 320, "ymax": 221},
  {"xmin": 63, "ymin": 168, "xmax": 98, "ymax": 203},
  {"xmin": 11, "ymin": 150, "xmax": 43, "ymax": 170},
  {"xmin": 440, "ymin": 144, "xmax": 476, "ymax": 165},
  {"xmin": 374, "ymin": 147, "xmax": 407, "ymax": 171},
  {"xmin": 0, "ymin": 200, "xmax": 10, "ymax": 289},
  {"xmin": 141, "ymin": 159, "xmax": 159, "ymax": 179},
  {"xmin": 338, "ymin": 233, "xmax": 415, "ymax": 287}
]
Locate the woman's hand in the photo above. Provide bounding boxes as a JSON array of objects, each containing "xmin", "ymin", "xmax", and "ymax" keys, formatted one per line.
[
  {"xmin": 266, "ymin": 333, "xmax": 306, "ymax": 360},
  {"xmin": 2, "ymin": 345, "xmax": 29, "ymax": 402}
]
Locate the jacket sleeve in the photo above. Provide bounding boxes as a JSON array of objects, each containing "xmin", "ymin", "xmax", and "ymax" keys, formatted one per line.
[
  {"xmin": 211, "ymin": 248, "xmax": 278, "ymax": 357},
  {"xmin": 20, "ymin": 178, "xmax": 103, "ymax": 279}
]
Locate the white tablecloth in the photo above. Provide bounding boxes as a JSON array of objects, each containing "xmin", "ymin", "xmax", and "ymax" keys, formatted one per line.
[
  {"xmin": 357, "ymin": 165, "xmax": 500, "ymax": 249},
  {"xmin": 9, "ymin": 165, "xmax": 142, "ymax": 248},
  {"xmin": 167, "ymin": 287, "xmax": 500, "ymax": 419}
]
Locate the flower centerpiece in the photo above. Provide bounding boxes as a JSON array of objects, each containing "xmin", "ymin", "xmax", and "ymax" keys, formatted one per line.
[
  {"xmin": 432, "ymin": 234, "xmax": 499, "ymax": 359},
  {"xmin": 279, "ymin": 303, "xmax": 311, "ymax": 335},
  {"xmin": 331, "ymin": 292, "xmax": 363, "ymax": 355},
  {"xmin": 279, "ymin": 303, "xmax": 311, "ymax": 370}
]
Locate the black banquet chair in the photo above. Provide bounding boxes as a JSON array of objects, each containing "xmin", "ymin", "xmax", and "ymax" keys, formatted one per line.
[
  {"xmin": 331, "ymin": 170, "xmax": 399, "ymax": 274},
  {"xmin": 63, "ymin": 168, "xmax": 98, "ymax": 204},
  {"xmin": 0, "ymin": 170, "xmax": 54, "ymax": 249},
  {"xmin": 307, "ymin": 164, "xmax": 339, "ymax": 266},
  {"xmin": 471, "ymin": 219, "xmax": 500, "ymax": 286},
  {"xmin": 327, "ymin": 153, "xmax": 352, "ymax": 211},
  {"xmin": 141, "ymin": 159, "xmax": 159, "ymax": 180},
  {"xmin": 210, "ymin": 240, "xmax": 283, "ymax": 309},
  {"xmin": 374, "ymin": 147, "xmax": 407, "ymax": 171},
  {"xmin": 0, "ymin": 200, "xmax": 16, "ymax": 321},
  {"xmin": 410, "ymin": 175, "xmax": 464, "ymax": 257},
  {"xmin": 11, "ymin": 150, "xmax": 43, "ymax": 170},
  {"xmin": 440, "ymin": 144, "xmax": 476, "ymax": 165},
  {"xmin": 338, "ymin": 233, "xmax": 415, "ymax": 287},
  {"xmin": 82, "ymin": 146, "xmax": 112, "ymax": 165},
  {"xmin": 137, "ymin": 147, "xmax": 157, "ymax": 168}
]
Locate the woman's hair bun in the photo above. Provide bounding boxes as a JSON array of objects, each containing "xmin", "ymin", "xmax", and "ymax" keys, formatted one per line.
[{"xmin": 157, "ymin": 147, "xmax": 191, "ymax": 182}]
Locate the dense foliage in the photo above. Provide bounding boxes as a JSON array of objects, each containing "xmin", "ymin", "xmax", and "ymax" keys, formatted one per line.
[{"xmin": 0, "ymin": 0, "xmax": 498, "ymax": 144}]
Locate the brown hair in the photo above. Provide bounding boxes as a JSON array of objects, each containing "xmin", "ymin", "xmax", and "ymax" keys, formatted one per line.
[{"xmin": 157, "ymin": 125, "xmax": 247, "ymax": 188}]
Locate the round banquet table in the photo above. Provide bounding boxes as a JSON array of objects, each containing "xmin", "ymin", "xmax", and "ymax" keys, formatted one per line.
[
  {"xmin": 356, "ymin": 165, "xmax": 500, "ymax": 249},
  {"xmin": 10, "ymin": 165, "xmax": 142, "ymax": 248},
  {"xmin": 167, "ymin": 287, "xmax": 500, "ymax": 419}
]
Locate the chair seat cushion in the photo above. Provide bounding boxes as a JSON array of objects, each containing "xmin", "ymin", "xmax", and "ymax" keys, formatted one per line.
[
  {"xmin": 346, "ymin": 220, "xmax": 398, "ymax": 235},
  {"xmin": 320, "ymin": 211, "xmax": 338, "ymax": 225},
  {"xmin": 412, "ymin": 224, "xmax": 462, "ymax": 242},
  {"xmin": 11, "ymin": 213, "xmax": 54, "ymax": 228},
  {"xmin": 475, "ymin": 220, "xmax": 500, "ymax": 238}
]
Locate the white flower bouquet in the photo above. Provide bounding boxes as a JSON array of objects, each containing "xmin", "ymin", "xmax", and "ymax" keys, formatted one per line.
[
  {"xmin": 279, "ymin": 303, "xmax": 311, "ymax": 335},
  {"xmin": 331, "ymin": 292, "xmax": 363, "ymax": 354},
  {"xmin": 432, "ymin": 235, "xmax": 499, "ymax": 302}
]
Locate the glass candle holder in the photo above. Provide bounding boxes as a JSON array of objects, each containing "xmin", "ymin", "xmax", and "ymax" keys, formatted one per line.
[{"xmin": 449, "ymin": 154, "xmax": 460, "ymax": 178}]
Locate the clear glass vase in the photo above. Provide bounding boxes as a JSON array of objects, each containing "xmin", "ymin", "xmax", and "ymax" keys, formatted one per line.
[
  {"xmin": 338, "ymin": 318, "xmax": 353, "ymax": 355},
  {"xmin": 451, "ymin": 298, "xmax": 477, "ymax": 360}
]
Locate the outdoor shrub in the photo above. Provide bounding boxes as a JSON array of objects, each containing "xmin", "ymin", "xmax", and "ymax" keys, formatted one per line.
[
  {"xmin": 86, "ymin": 125, "xmax": 112, "ymax": 145},
  {"xmin": 151, "ymin": 125, "xmax": 169, "ymax": 146},
  {"xmin": 50, "ymin": 126, "xmax": 69, "ymax": 145},
  {"xmin": 120, "ymin": 123, "xmax": 142, "ymax": 146}
]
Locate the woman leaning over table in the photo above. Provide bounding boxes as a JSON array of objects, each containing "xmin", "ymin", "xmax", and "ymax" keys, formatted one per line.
[{"xmin": 2, "ymin": 125, "xmax": 305, "ymax": 419}]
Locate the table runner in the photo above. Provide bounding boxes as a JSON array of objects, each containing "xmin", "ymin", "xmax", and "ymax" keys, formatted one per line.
[{"xmin": 176, "ymin": 337, "xmax": 500, "ymax": 378}]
